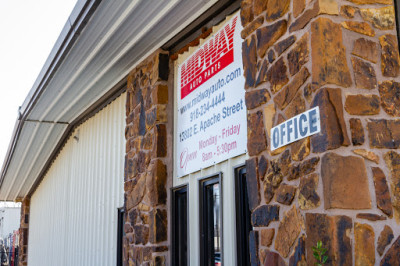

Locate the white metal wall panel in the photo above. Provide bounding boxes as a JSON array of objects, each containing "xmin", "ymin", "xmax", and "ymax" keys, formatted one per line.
[{"xmin": 28, "ymin": 93, "xmax": 126, "ymax": 266}]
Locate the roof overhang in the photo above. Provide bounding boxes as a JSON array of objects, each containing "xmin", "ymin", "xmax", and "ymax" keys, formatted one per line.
[{"xmin": 0, "ymin": 0, "xmax": 237, "ymax": 201}]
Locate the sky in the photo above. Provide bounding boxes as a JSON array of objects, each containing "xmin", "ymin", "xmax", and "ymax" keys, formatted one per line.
[{"xmin": 0, "ymin": 0, "xmax": 77, "ymax": 167}]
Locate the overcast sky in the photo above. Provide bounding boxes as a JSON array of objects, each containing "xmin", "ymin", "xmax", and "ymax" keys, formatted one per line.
[{"xmin": 0, "ymin": 1, "xmax": 77, "ymax": 166}]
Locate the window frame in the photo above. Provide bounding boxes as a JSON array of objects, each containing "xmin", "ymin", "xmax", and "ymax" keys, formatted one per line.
[
  {"xmin": 171, "ymin": 184, "xmax": 189, "ymax": 266},
  {"xmin": 199, "ymin": 173, "xmax": 223, "ymax": 266},
  {"xmin": 116, "ymin": 207, "xmax": 125, "ymax": 266},
  {"xmin": 395, "ymin": 0, "xmax": 400, "ymax": 53}
]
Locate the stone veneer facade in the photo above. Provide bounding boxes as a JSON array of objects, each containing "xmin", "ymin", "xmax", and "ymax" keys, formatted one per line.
[
  {"xmin": 123, "ymin": 0, "xmax": 400, "ymax": 265},
  {"xmin": 19, "ymin": 198, "xmax": 29, "ymax": 266},
  {"xmin": 123, "ymin": 51, "xmax": 172, "ymax": 265}
]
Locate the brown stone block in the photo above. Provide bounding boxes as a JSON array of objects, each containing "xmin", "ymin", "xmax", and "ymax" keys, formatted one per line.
[
  {"xmin": 275, "ymin": 206, "xmax": 303, "ymax": 258},
  {"xmin": 311, "ymin": 88, "xmax": 351, "ymax": 152},
  {"xmin": 355, "ymin": 223, "xmax": 375, "ymax": 266},
  {"xmin": 247, "ymin": 111, "xmax": 268, "ymax": 156},
  {"xmin": 241, "ymin": 16, "xmax": 264, "ymax": 40},
  {"xmin": 265, "ymin": 0, "xmax": 290, "ymax": 22},
  {"xmin": 384, "ymin": 151, "xmax": 400, "ymax": 222},
  {"xmin": 287, "ymin": 33, "xmax": 309, "ymax": 76},
  {"xmin": 256, "ymin": 20, "xmax": 287, "ymax": 58},
  {"xmin": 126, "ymin": 173, "xmax": 146, "ymax": 210},
  {"xmin": 246, "ymin": 157, "xmax": 260, "ymax": 211},
  {"xmin": 372, "ymin": 167, "xmax": 393, "ymax": 217},
  {"xmin": 303, "ymin": 83, "xmax": 313, "ymax": 103},
  {"xmin": 311, "ymin": 18, "xmax": 352, "ymax": 88},
  {"xmin": 266, "ymin": 57, "xmax": 289, "ymax": 94},
  {"xmin": 263, "ymin": 250, "xmax": 286, "ymax": 266},
  {"xmin": 353, "ymin": 149, "xmax": 379, "ymax": 163},
  {"xmin": 340, "ymin": 5, "xmax": 358, "ymax": 18},
  {"xmin": 341, "ymin": 21, "xmax": 375, "ymax": 36},
  {"xmin": 284, "ymin": 92, "xmax": 306, "ymax": 118},
  {"xmin": 153, "ymin": 124, "xmax": 167, "ymax": 157},
  {"xmin": 240, "ymin": 0, "xmax": 254, "ymax": 27},
  {"xmin": 368, "ymin": 119, "xmax": 400, "ymax": 149},
  {"xmin": 274, "ymin": 35, "xmax": 296, "ymax": 56},
  {"xmin": 345, "ymin": 94, "xmax": 379, "ymax": 115},
  {"xmin": 245, "ymin": 89, "xmax": 271, "ymax": 110},
  {"xmin": 251, "ymin": 204, "xmax": 280, "ymax": 226},
  {"xmin": 253, "ymin": 0, "xmax": 268, "ymax": 17},
  {"xmin": 380, "ymin": 34, "xmax": 400, "ymax": 77},
  {"xmin": 380, "ymin": 235, "xmax": 400, "ymax": 265},
  {"xmin": 356, "ymin": 213, "xmax": 387, "ymax": 221},
  {"xmin": 352, "ymin": 38, "xmax": 379, "ymax": 63},
  {"xmin": 255, "ymin": 59, "xmax": 268, "ymax": 87},
  {"xmin": 260, "ymin": 228, "xmax": 275, "ymax": 247},
  {"xmin": 146, "ymin": 160, "xmax": 167, "ymax": 207},
  {"xmin": 321, "ymin": 153, "xmax": 371, "ymax": 209},
  {"xmin": 289, "ymin": 1, "xmax": 319, "ymax": 32},
  {"xmin": 149, "ymin": 208, "xmax": 167, "ymax": 244},
  {"xmin": 267, "ymin": 49, "xmax": 276, "ymax": 63},
  {"xmin": 274, "ymin": 67, "xmax": 309, "ymax": 110},
  {"xmin": 258, "ymin": 155, "xmax": 268, "ymax": 180},
  {"xmin": 298, "ymin": 173, "xmax": 320, "ymax": 210},
  {"xmin": 289, "ymin": 234, "xmax": 306, "ymax": 266},
  {"xmin": 293, "ymin": 0, "xmax": 306, "ymax": 18},
  {"xmin": 142, "ymin": 132, "xmax": 154, "ymax": 150},
  {"xmin": 134, "ymin": 225, "xmax": 149, "ymax": 245},
  {"xmin": 242, "ymin": 35, "xmax": 257, "ymax": 88},
  {"xmin": 377, "ymin": 225, "xmax": 394, "ymax": 256},
  {"xmin": 152, "ymin": 84, "xmax": 168, "ymax": 104},
  {"xmin": 291, "ymin": 137, "xmax": 310, "ymax": 162},
  {"xmin": 137, "ymin": 151, "xmax": 150, "ymax": 173},
  {"xmin": 360, "ymin": 6, "xmax": 395, "ymax": 30},
  {"xmin": 379, "ymin": 80, "xmax": 400, "ymax": 116},
  {"xmin": 351, "ymin": 57, "xmax": 377, "ymax": 90},
  {"xmin": 305, "ymin": 213, "xmax": 352, "ymax": 265},
  {"xmin": 264, "ymin": 180, "xmax": 275, "ymax": 203},
  {"xmin": 287, "ymin": 156, "xmax": 319, "ymax": 180},
  {"xmin": 275, "ymin": 183, "xmax": 296, "ymax": 205},
  {"xmin": 350, "ymin": 118, "xmax": 365, "ymax": 146}
]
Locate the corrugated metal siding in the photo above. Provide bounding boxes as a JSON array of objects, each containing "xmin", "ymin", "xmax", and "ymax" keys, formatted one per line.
[{"xmin": 28, "ymin": 93, "xmax": 126, "ymax": 266}]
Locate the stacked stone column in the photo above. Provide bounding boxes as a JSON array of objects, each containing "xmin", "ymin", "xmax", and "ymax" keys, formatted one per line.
[
  {"xmin": 240, "ymin": 0, "xmax": 400, "ymax": 264},
  {"xmin": 18, "ymin": 198, "xmax": 29, "ymax": 266},
  {"xmin": 124, "ymin": 50, "xmax": 170, "ymax": 266}
]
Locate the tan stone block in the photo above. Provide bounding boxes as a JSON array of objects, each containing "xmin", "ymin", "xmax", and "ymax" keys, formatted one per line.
[
  {"xmin": 321, "ymin": 153, "xmax": 371, "ymax": 209},
  {"xmin": 265, "ymin": 0, "xmax": 290, "ymax": 22},
  {"xmin": 341, "ymin": 21, "xmax": 375, "ymax": 36},
  {"xmin": 275, "ymin": 206, "xmax": 303, "ymax": 258},
  {"xmin": 291, "ymin": 137, "xmax": 310, "ymax": 162},
  {"xmin": 253, "ymin": 0, "xmax": 268, "ymax": 17},
  {"xmin": 355, "ymin": 223, "xmax": 375, "ymax": 266},
  {"xmin": 312, "ymin": 18, "xmax": 352, "ymax": 88},
  {"xmin": 293, "ymin": 0, "xmax": 306, "ymax": 18},
  {"xmin": 318, "ymin": 0, "xmax": 338, "ymax": 15},
  {"xmin": 241, "ymin": 16, "xmax": 264, "ymax": 39},
  {"xmin": 360, "ymin": 6, "xmax": 395, "ymax": 30},
  {"xmin": 346, "ymin": 0, "xmax": 392, "ymax": 4},
  {"xmin": 345, "ymin": 94, "xmax": 380, "ymax": 115},
  {"xmin": 260, "ymin": 228, "xmax": 275, "ymax": 247},
  {"xmin": 287, "ymin": 33, "xmax": 309, "ymax": 76},
  {"xmin": 264, "ymin": 103, "xmax": 276, "ymax": 138},
  {"xmin": 353, "ymin": 149, "xmax": 379, "ymax": 163}
]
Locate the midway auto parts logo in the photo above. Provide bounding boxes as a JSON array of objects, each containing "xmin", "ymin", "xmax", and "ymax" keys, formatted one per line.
[{"xmin": 180, "ymin": 16, "xmax": 238, "ymax": 99}]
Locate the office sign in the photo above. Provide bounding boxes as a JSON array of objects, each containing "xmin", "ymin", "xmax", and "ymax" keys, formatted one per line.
[
  {"xmin": 270, "ymin": 107, "xmax": 321, "ymax": 151},
  {"xmin": 176, "ymin": 14, "xmax": 246, "ymax": 177}
]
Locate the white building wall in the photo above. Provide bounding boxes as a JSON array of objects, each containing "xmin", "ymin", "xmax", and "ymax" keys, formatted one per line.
[
  {"xmin": 0, "ymin": 207, "xmax": 21, "ymax": 240},
  {"xmin": 28, "ymin": 93, "xmax": 126, "ymax": 266}
]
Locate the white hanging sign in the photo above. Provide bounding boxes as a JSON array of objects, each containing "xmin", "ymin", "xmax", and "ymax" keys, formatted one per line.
[
  {"xmin": 175, "ymin": 14, "xmax": 246, "ymax": 177},
  {"xmin": 270, "ymin": 107, "xmax": 321, "ymax": 151}
]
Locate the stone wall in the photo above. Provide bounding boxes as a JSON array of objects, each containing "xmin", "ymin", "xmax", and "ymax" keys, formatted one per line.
[
  {"xmin": 18, "ymin": 198, "xmax": 29, "ymax": 266},
  {"xmin": 240, "ymin": 0, "xmax": 400, "ymax": 265},
  {"xmin": 123, "ymin": 50, "xmax": 171, "ymax": 266}
]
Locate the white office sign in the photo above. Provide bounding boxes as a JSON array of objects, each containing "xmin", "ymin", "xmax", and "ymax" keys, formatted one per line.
[
  {"xmin": 270, "ymin": 107, "xmax": 321, "ymax": 151},
  {"xmin": 176, "ymin": 14, "xmax": 246, "ymax": 177}
]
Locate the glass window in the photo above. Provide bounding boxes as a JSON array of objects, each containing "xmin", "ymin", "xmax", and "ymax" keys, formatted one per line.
[
  {"xmin": 200, "ymin": 175, "xmax": 221, "ymax": 266},
  {"xmin": 235, "ymin": 166, "xmax": 251, "ymax": 266},
  {"xmin": 172, "ymin": 186, "xmax": 188, "ymax": 266}
]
